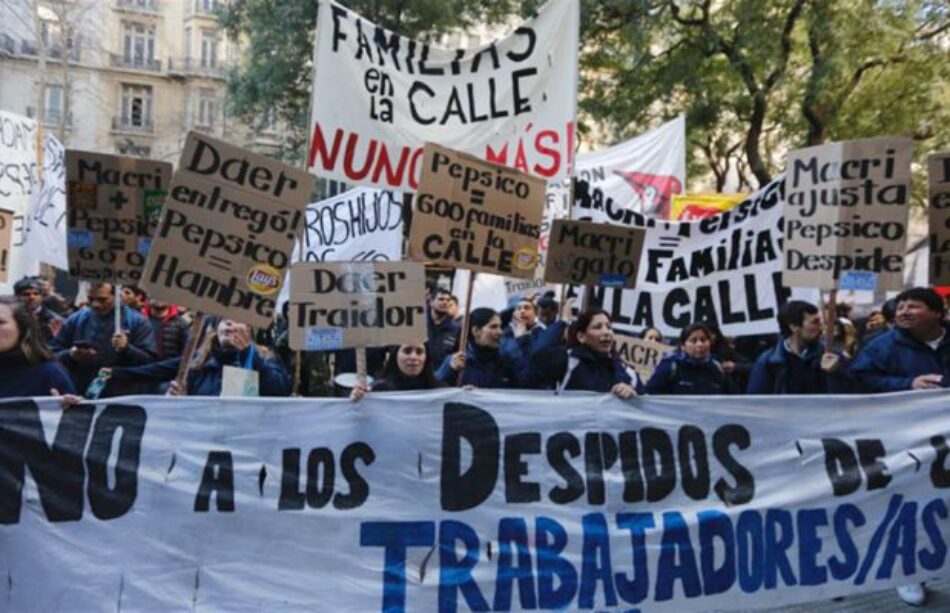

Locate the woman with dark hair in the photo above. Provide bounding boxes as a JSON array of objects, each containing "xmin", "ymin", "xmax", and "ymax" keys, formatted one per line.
[
  {"xmin": 350, "ymin": 343, "xmax": 443, "ymax": 400},
  {"xmin": 646, "ymin": 322, "xmax": 738, "ymax": 395},
  {"xmin": 0, "ymin": 295, "xmax": 75, "ymax": 398},
  {"xmin": 528, "ymin": 309, "xmax": 641, "ymax": 397},
  {"xmin": 706, "ymin": 322, "xmax": 751, "ymax": 391},
  {"xmin": 436, "ymin": 307, "xmax": 525, "ymax": 388},
  {"xmin": 638, "ymin": 326, "xmax": 664, "ymax": 344}
]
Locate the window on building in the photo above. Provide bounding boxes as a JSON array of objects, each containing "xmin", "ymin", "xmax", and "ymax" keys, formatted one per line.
[
  {"xmin": 44, "ymin": 85, "xmax": 64, "ymax": 124},
  {"xmin": 121, "ymin": 84, "xmax": 153, "ymax": 128},
  {"xmin": 123, "ymin": 22, "xmax": 155, "ymax": 67},
  {"xmin": 184, "ymin": 27, "xmax": 192, "ymax": 59},
  {"xmin": 197, "ymin": 89, "xmax": 216, "ymax": 127},
  {"xmin": 195, "ymin": 0, "xmax": 218, "ymax": 14},
  {"xmin": 200, "ymin": 29, "xmax": 218, "ymax": 68}
]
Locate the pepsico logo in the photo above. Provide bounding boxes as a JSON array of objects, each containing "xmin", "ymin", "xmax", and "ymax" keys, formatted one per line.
[{"xmin": 246, "ymin": 264, "xmax": 282, "ymax": 295}]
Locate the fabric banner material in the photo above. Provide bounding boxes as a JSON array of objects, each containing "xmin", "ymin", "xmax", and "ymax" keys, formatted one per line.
[
  {"xmin": 928, "ymin": 152, "xmax": 950, "ymax": 286},
  {"xmin": 3, "ymin": 390, "xmax": 949, "ymax": 611},
  {"xmin": 308, "ymin": 0, "xmax": 579, "ymax": 189},
  {"xmin": 0, "ymin": 111, "xmax": 39, "ymax": 293},
  {"xmin": 584, "ymin": 177, "xmax": 811, "ymax": 338},
  {"xmin": 294, "ymin": 187, "xmax": 405, "ymax": 263}
]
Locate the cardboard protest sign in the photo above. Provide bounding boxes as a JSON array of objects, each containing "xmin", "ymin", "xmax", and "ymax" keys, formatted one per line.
[
  {"xmin": 288, "ymin": 261, "xmax": 426, "ymax": 350},
  {"xmin": 613, "ymin": 332, "xmax": 674, "ymax": 383},
  {"xmin": 928, "ymin": 152, "xmax": 950, "ymax": 286},
  {"xmin": 784, "ymin": 136, "xmax": 912, "ymax": 291},
  {"xmin": 308, "ymin": 0, "xmax": 579, "ymax": 190},
  {"xmin": 544, "ymin": 218, "xmax": 645, "ymax": 288},
  {"xmin": 0, "ymin": 112, "xmax": 41, "ymax": 291},
  {"xmin": 26, "ymin": 135, "xmax": 68, "ymax": 270},
  {"xmin": 409, "ymin": 143, "xmax": 544, "ymax": 278},
  {"xmin": 221, "ymin": 366, "xmax": 260, "ymax": 397},
  {"xmin": 141, "ymin": 132, "xmax": 315, "ymax": 327},
  {"xmin": 65, "ymin": 151, "xmax": 172, "ymax": 283},
  {"xmin": 0, "ymin": 209, "xmax": 13, "ymax": 283},
  {"xmin": 295, "ymin": 187, "xmax": 405, "ymax": 263}
]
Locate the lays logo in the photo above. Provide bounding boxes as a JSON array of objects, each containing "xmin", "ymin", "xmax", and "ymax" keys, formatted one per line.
[{"xmin": 246, "ymin": 264, "xmax": 282, "ymax": 295}]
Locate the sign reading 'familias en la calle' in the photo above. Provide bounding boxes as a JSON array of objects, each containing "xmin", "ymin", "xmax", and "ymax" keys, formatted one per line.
[
  {"xmin": 928, "ymin": 152, "xmax": 950, "ymax": 286},
  {"xmin": 307, "ymin": 0, "xmax": 579, "ymax": 190},
  {"xmin": 544, "ymin": 218, "xmax": 645, "ymax": 288},
  {"xmin": 288, "ymin": 261, "xmax": 426, "ymax": 350},
  {"xmin": 783, "ymin": 136, "xmax": 912, "ymax": 291},
  {"xmin": 65, "ymin": 151, "xmax": 172, "ymax": 283},
  {"xmin": 409, "ymin": 143, "xmax": 544, "ymax": 278},
  {"xmin": 141, "ymin": 132, "xmax": 315, "ymax": 327}
]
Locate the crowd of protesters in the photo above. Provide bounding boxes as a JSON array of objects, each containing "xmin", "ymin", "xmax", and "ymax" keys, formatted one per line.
[{"xmin": 3, "ymin": 276, "xmax": 948, "ymax": 404}]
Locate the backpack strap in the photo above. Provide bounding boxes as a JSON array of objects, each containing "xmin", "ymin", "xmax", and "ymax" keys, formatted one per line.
[{"xmin": 556, "ymin": 355, "xmax": 581, "ymax": 395}]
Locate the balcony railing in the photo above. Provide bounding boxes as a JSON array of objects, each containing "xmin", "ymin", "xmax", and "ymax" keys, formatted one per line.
[
  {"xmin": 16, "ymin": 39, "xmax": 80, "ymax": 61},
  {"xmin": 114, "ymin": 0, "xmax": 160, "ymax": 14},
  {"xmin": 26, "ymin": 107, "xmax": 73, "ymax": 127},
  {"xmin": 167, "ymin": 56, "xmax": 227, "ymax": 78},
  {"xmin": 112, "ymin": 116, "xmax": 154, "ymax": 133},
  {"xmin": 109, "ymin": 53, "xmax": 161, "ymax": 72},
  {"xmin": 0, "ymin": 34, "xmax": 15, "ymax": 55},
  {"xmin": 188, "ymin": 1, "xmax": 221, "ymax": 17}
]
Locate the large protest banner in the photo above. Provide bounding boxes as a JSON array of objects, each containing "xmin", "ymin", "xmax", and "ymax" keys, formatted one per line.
[
  {"xmin": 613, "ymin": 331, "xmax": 674, "ymax": 382},
  {"xmin": 3, "ymin": 390, "xmax": 950, "ymax": 611},
  {"xmin": 544, "ymin": 219, "xmax": 645, "ymax": 288},
  {"xmin": 583, "ymin": 177, "xmax": 812, "ymax": 338},
  {"xmin": 141, "ymin": 132, "xmax": 315, "ymax": 327},
  {"xmin": 288, "ymin": 261, "xmax": 426, "ymax": 350},
  {"xmin": 65, "ymin": 151, "xmax": 173, "ymax": 283},
  {"xmin": 308, "ymin": 0, "xmax": 579, "ymax": 190},
  {"xmin": 929, "ymin": 152, "xmax": 950, "ymax": 286},
  {"xmin": 24, "ymin": 134, "xmax": 69, "ymax": 271},
  {"xmin": 409, "ymin": 143, "xmax": 544, "ymax": 278},
  {"xmin": 295, "ymin": 187, "xmax": 405, "ymax": 263},
  {"xmin": 784, "ymin": 136, "xmax": 913, "ymax": 291},
  {"xmin": 0, "ymin": 111, "xmax": 39, "ymax": 292}
]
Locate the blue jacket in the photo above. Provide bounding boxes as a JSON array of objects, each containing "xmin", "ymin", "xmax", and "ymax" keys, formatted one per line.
[
  {"xmin": 849, "ymin": 325, "xmax": 950, "ymax": 393},
  {"xmin": 529, "ymin": 343, "xmax": 643, "ymax": 394},
  {"xmin": 646, "ymin": 352, "xmax": 738, "ymax": 395},
  {"xmin": 500, "ymin": 323, "xmax": 546, "ymax": 363},
  {"xmin": 747, "ymin": 339, "xmax": 851, "ymax": 395},
  {"xmin": 110, "ymin": 345, "xmax": 291, "ymax": 397},
  {"xmin": 0, "ymin": 350, "xmax": 75, "ymax": 398},
  {"xmin": 426, "ymin": 313, "xmax": 460, "ymax": 371},
  {"xmin": 50, "ymin": 306, "xmax": 157, "ymax": 395},
  {"xmin": 436, "ymin": 343, "xmax": 524, "ymax": 389}
]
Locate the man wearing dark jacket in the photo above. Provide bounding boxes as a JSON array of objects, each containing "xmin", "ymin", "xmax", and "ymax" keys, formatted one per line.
[
  {"xmin": 143, "ymin": 301, "xmax": 190, "ymax": 360},
  {"xmin": 425, "ymin": 288, "xmax": 460, "ymax": 369},
  {"xmin": 14, "ymin": 277, "xmax": 63, "ymax": 344},
  {"xmin": 850, "ymin": 288, "xmax": 950, "ymax": 393},
  {"xmin": 747, "ymin": 300, "xmax": 850, "ymax": 394},
  {"xmin": 50, "ymin": 282, "xmax": 157, "ymax": 395},
  {"xmin": 848, "ymin": 287, "xmax": 950, "ymax": 608}
]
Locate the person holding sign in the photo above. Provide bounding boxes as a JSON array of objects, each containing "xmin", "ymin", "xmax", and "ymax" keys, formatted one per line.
[
  {"xmin": 436, "ymin": 308, "xmax": 525, "ymax": 389},
  {"xmin": 350, "ymin": 343, "xmax": 443, "ymax": 400},
  {"xmin": 849, "ymin": 288, "xmax": 950, "ymax": 393},
  {"xmin": 527, "ymin": 309, "xmax": 642, "ymax": 398},
  {"xmin": 0, "ymin": 297, "xmax": 75, "ymax": 398},
  {"xmin": 107, "ymin": 318, "xmax": 289, "ymax": 396},
  {"xmin": 50, "ymin": 283, "xmax": 157, "ymax": 396},
  {"xmin": 747, "ymin": 301, "xmax": 851, "ymax": 395},
  {"xmin": 645, "ymin": 323, "xmax": 739, "ymax": 395}
]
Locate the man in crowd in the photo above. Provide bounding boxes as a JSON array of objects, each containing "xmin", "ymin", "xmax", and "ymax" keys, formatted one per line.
[
  {"xmin": 121, "ymin": 285, "xmax": 148, "ymax": 312},
  {"xmin": 849, "ymin": 287, "xmax": 950, "ymax": 607},
  {"xmin": 51, "ymin": 282, "xmax": 157, "ymax": 395},
  {"xmin": 143, "ymin": 300, "xmax": 190, "ymax": 360},
  {"xmin": 747, "ymin": 300, "xmax": 850, "ymax": 394},
  {"xmin": 501, "ymin": 296, "xmax": 545, "ymax": 361},
  {"xmin": 426, "ymin": 287, "xmax": 460, "ymax": 368},
  {"xmin": 537, "ymin": 291, "xmax": 560, "ymax": 327},
  {"xmin": 14, "ymin": 277, "xmax": 63, "ymax": 343}
]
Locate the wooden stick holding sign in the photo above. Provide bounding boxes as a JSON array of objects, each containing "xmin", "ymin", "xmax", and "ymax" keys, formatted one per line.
[
  {"xmin": 114, "ymin": 284, "xmax": 122, "ymax": 333},
  {"xmin": 455, "ymin": 272, "xmax": 476, "ymax": 383},
  {"xmin": 821, "ymin": 290, "xmax": 838, "ymax": 350},
  {"xmin": 175, "ymin": 313, "xmax": 206, "ymax": 392}
]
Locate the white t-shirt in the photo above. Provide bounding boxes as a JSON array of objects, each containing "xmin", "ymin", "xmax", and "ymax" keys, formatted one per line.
[{"xmin": 926, "ymin": 331, "xmax": 945, "ymax": 351}]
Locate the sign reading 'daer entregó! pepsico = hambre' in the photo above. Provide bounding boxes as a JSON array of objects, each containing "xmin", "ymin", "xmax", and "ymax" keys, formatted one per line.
[
  {"xmin": 409, "ymin": 143, "xmax": 545, "ymax": 279},
  {"xmin": 141, "ymin": 132, "xmax": 315, "ymax": 327}
]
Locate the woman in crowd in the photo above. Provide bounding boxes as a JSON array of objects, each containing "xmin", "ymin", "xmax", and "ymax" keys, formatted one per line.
[
  {"xmin": 707, "ymin": 323, "xmax": 751, "ymax": 391},
  {"xmin": 638, "ymin": 326, "xmax": 664, "ymax": 344},
  {"xmin": 529, "ymin": 309, "xmax": 641, "ymax": 398},
  {"xmin": 436, "ymin": 308, "xmax": 524, "ymax": 388},
  {"xmin": 350, "ymin": 343, "xmax": 443, "ymax": 400},
  {"xmin": 646, "ymin": 322, "xmax": 738, "ymax": 395},
  {"xmin": 0, "ymin": 296, "xmax": 75, "ymax": 398},
  {"xmin": 107, "ymin": 318, "xmax": 290, "ymax": 396}
]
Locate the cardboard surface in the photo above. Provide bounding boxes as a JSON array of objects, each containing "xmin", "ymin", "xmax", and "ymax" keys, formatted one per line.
[
  {"xmin": 784, "ymin": 136, "xmax": 912, "ymax": 290},
  {"xmin": 612, "ymin": 332, "xmax": 674, "ymax": 383},
  {"xmin": 65, "ymin": 150, "xmax": 173, "ymax": 283},
  {"xmin": 408, "ymin": 143, "xmax": 544, "ymax": 279},
  {"xmin": 928, "ymin": 152, "xmax": 950, "ymax": 286},
  {"xmin": 141, "ymin": 132, "xmax": 315, "ymax": 327},
  {"xmin": 543, "ymin": 218, "xmax": 645, "ymax": 288},
  {"xmin": 288, "ymin": 261, "xmax": 427, "ymax": 350}
]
